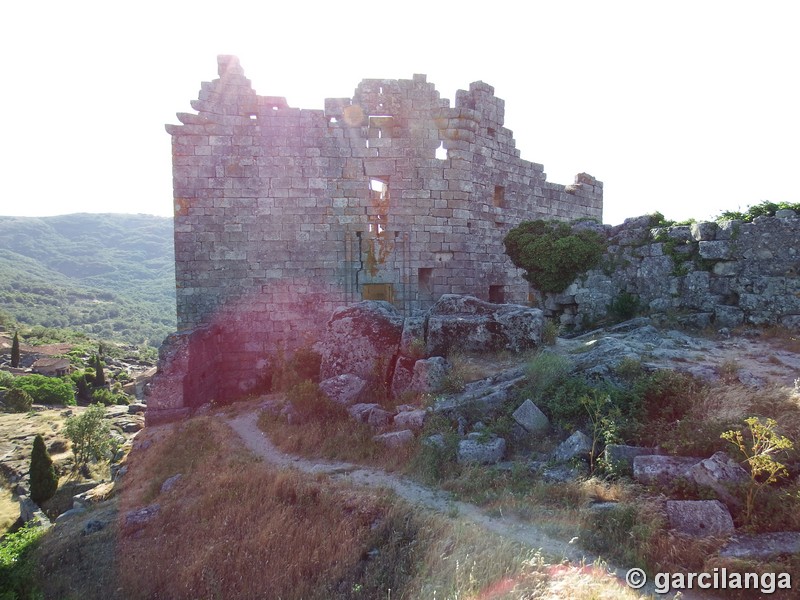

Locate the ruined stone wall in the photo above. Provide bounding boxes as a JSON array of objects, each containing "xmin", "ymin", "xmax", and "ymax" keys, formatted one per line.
[
  {"xmin": 540, "ymin": 213, "xmax": 800, "ymax": 331},
  {"xmin": 150, "ymin": 55, "xmax": 602, "ymax": 418}
]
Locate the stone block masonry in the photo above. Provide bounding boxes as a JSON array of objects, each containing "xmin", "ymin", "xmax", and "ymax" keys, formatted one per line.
[{"xmin": 147, "ymin": 55, "xmax": 602, "ymax": 422}]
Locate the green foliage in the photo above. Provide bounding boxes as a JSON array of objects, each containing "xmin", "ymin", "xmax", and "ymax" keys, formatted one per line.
[
  {"xmin": 608, "ymin": 292, "xmax": 640, "ymax": 321},
  {"xmin": 3, "ymin": 388, "xmax": 32, "ymax": 413},
  {"xmin": 91, "ymin": 387, "xmax": 130, "ymax": 406},
  {"xmin": 13, "ymin": 375, "xmax": 75, "ymax": 406},
  {"xmin": 717, "ymin": 200, "xmax": 800, "ymax": 223},
  {"xmin": 93, "ymin": 354, "xmax": 106, "ymax": 388},
  {"xmin": 541, "ymin": 320, "xmax": 560, "ymax": 346},
  {"xmin": 0, "ymin": 213, "xmax": 176, "ymax": 349},
  {"xmin": 524, "ymin": 352, "xmax": 572, "ymax": 400},
  {"xmin": 409, "ymin": 415, "xmax": 461, "ymax": 485},
  {"xmin": 503, "ymin": 220, "xmax": 606, "ymax": 293},
  {"xmin": 29, "ymin": 434, "xmax": 58, "ymax": 505},
  {"xmin": 0, "ymin": 371, "xmax": 14, "ymax": 389},
  {"xmin": 721, "ymin": 417, "xmax": 794, "ymax": 527},
  {"xmin": 287, "ymin": 380, "xmax": 346, "ymax": 423},
  {"xmin": 634, "ymin": 370, "xmax": 700, "ymax": 425},
  {"xmin": 10, "ymin": 332, "xmax": 20, "ymax": 369},
  {"xmin": 581, "ymin": 393, "xmax": 622, "ymax": 473},
  {"xmin": 580, "ymin": 502, "xmax": 661, "ymax": 569},
  {"xmin": 0, "ymin": 521, "xmax": 45, "ymax": 600},
  {"xmin": 63, "ymin": 403, "xmax": 115, "ymax": 466}
]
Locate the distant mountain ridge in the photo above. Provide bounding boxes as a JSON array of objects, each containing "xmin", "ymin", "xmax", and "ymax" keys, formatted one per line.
[{"xmin": 0, "ymin": 213, "xmax": 175, "ymax": 347}]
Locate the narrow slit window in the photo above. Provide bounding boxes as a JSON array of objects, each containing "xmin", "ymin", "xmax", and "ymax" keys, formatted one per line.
[
  {"xmin": 435, "ymin": 141, "xmax": 447, "ymax": 160},
  {"xmin": 493, "ymin": 185, "xmax": 505, "ymax": 208},
  {"xmin": 418, "ymin": 268, "xmax": 433, "ymax": 294},
  {"xmin": 489, "ymin": 285, "xmax": 505, "ymax": 304}
]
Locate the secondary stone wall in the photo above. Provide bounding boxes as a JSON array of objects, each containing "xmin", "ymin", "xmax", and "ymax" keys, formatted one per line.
[
  {"xmin": 149, "ymin": 55, "xmax": 602, "ymax": 416},
  {"xmin": 539, "ymin": 212, "xmax": 800, "ymax": 330}
]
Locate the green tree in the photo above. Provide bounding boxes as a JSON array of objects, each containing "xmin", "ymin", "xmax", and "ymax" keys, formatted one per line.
[
  {"xmin": 721, "ymin": 417, "xmax": 794, "ymax": 526},
  {"xmin": 93, "ymin": 353, "xmax": 106, "ymax": 388},
  {"xmin": 29, "ymin": 434, "xmax": 58, "ymax": 504},
  {"xmin": 10, "ymin": 331, "xmax": 20, "ymax": 368},
  {"xmin": 503, "ymin": 220, "xmax": 607, "ymax": 293},
  {"xmin": 4, "ymin": 387, "xmax": 33, "ymax": 413},
  {"xmin": 63, "ymin": 403, "xmax": 114, "ymax": 466}
]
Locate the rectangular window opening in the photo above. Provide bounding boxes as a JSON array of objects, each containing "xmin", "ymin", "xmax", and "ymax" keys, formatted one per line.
[
  {"xmin": 368, "ymin": 115, "xmax": 394, "ymax": 139},
  {"xmin": 493, "ymin": 185, "xmax": 505, "ymax": 208},
  {"xmin": 487, "ymin": 127, "xmax": 496, "ymax": 137},
  {"xmin": 362, "ymin": 283, "xmax": 394, "ymax": 303},
  {"xmin": 418, "ymin": 268, "xmax": 433, "ymax": 294},
  {"xmin": 248, "ymin": 113, "xmax": 258, "ymax": 121},
  {"xmin": 489, "ymin": 285, "xmax": 505, "ymax": 304}
]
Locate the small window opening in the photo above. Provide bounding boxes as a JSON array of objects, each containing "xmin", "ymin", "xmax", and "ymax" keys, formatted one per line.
[
  {"xmin": 272, "ymin": 106, "xmax": 278, "ymax": 111},
  {"xmin": 328, "ymin": 116, "xmax": 338, "ymax": 124},
  {"xmin": 493, "ymin": 185, "xmax": 505, "ymax": 208},
  {"xmin": 418, "ymin": 268, "xmax": 433, "ymax": 294},
  {"xmin": 362, "ymin": 283, "xmax": 394, "ymax": 303},
  {"xmin": 379, "ymin": 86, "xmax": 384, "ymax": 94},
  {"xmin": 370, "ymin": 177, "xmax": 389, "ymax": 199},
  {"xmin": 489, "ymin": 285, "xmax": 505, "ymax": 304},
  {"xmin": 248, "ymin": 113, "xmax": 258, "ymax": 121},
  {"xmin": 487, "ymin": 127, "xmax": 496, "ymax": 137},
  {"xmin": 435, "ymin": 141, "xmax": 447, "ymax": 160}
]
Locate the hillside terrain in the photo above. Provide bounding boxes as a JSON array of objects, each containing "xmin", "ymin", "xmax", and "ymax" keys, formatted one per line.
[{"xmin": 0, "ymin": 214, "xmax": 175, "ymax": 348}]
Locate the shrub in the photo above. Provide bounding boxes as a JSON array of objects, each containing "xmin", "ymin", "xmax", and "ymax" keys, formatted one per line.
[
  {"xmin": 271, "ymin": 344, "xmax": 321, "ymax": 392},
  {"xmin": 721, "ymin": 417, "xmax": 794, "ymax": 527},
  {"xmin": 4, "ymin": 387, "xmax": 33, "ymax": 413},
  {"xmin": 525, "ymin": 352, "xmax": 572, "ymax": 399},
  {"xmin": 10, "ymin": 331, "xmax": 20, "ymax": 368},
  {"xmin": 63, "ymin": 403, "xmax": 115, "ymax": 466},
  {"xmin": 716, "ymin": 200, "xmax": 800, "ymax": 223},
  {"xmin": 30, "ymin": 433, "xmax": 58, "ymax": 504},
  {"xmin": 503, "ymin": 219, "xmax": 606, "ymax": 293},
  {"xmin": 0, "ymin": 521, "xmax": 45, "ymax": 599},
  {"xmin": 13, "ymin": 374, "xmax": 76, "ymax": 406},
  {"xmin": 634, "ymin": 370, "xmax": 701, "ymax": 425},
  {"xmin": 91, "ymin": 387, "xmax": 130, "ymax": 406},
  {"xmin": 541, "ymin": 320, "xmax": 560, "ymax": 345},
  {"xmin": 608, "ymin": 292, "xmax": 640, "ymax": 321}
]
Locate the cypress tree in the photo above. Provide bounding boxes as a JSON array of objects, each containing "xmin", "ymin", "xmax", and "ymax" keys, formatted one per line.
[
  {"xmin": 30, "ymin": 434, "xmax": 58, "ymax": 504},
  {"xmin": 11, "ymin": 331, "xmax": 20, "ymax": 368},
  {"xmin": 94, "ymin": 354, "xmax": 106, "ymax": 388}
]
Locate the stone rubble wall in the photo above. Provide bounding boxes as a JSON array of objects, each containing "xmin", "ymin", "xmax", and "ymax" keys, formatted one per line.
[
  {"xmin": 149, "ymin": 55, "xmax": 602, "ymax": 416},
  {"xmin": 540, "ymin": 212, "xmax": 800, "ymax": 331}
]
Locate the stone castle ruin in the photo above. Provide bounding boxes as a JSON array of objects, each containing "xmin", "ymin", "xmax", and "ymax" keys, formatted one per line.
[{"xmin": 147, "ymin": 55, "xmax": 602, "ymax": 423}]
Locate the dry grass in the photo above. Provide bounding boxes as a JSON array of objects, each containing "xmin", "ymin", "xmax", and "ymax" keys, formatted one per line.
[{"xmin": 0, "ymin": 483, "xmax": 19, "ymax": 534}]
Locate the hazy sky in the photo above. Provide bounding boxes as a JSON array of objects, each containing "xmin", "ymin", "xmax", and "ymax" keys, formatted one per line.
[{"xmin": 2, "ymin": 1, "xmax": 798, "ymax": 225}]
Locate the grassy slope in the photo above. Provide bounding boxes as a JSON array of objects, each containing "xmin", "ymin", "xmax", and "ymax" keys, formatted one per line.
[{"xmin": 0, "ymin": 214, "xmax": 174, "ymax": 347}]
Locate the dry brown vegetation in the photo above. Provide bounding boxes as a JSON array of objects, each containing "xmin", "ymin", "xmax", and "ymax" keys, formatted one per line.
[{"xmin": 21, "ymin": 415, "xmax": 639, "ymax": 599}]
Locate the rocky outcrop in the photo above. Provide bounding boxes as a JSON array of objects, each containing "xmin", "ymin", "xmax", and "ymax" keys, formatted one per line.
[
  {"xmin": 433, "ymin": 366, "xmax": 527, "ymax": 420},
  {"xmin": 319, "ymin": 374, "xmax": 366, "ymax": 406},
  {"xmin": 457, "ymin": 434, "xmax": 506, "ymax": 465},
  {"xmin": 409, "ymin": 357, "xmax": 450, "ymax": 394},
  {"xmin": 426, "ymin": 295, "xmax": 543, "ymax": 356},
  {"xmin": 720, "ymin": 532, "xmax": 800, "ymax": 560},
  {"xmin": 688, "ymin": 451, "xmax": 748, "ymax": 509},
  {"xmin": 553, "ymin": 431, "xmax": 592, "ymax": 463}
]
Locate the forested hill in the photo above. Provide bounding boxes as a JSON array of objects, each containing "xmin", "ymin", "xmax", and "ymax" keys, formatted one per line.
[{"xmin": 0, "ymin": 213, "xmax": 175, "ymax": 348}]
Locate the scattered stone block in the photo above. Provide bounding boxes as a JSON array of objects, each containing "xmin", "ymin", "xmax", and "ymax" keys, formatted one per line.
[
  {"xmin": 393, "ymin": 408, "xmax": 426, "ymax": 431},
  {"xmin": 457, "ymin": 435, "xmax": 506, "ymax": 465},
  {"xmin": 604, "ymin": 444, "xmax": 661, "ymax": 474},
  {"xmin": 367, "ymin": 407, "xmax": 393, "ymax": 429},
  {"xmin": 373, "ymin": 430, "xmax": 414, "ymax": 448},
  {"xmin": 665, "ymin": 500, "xmax": 734, "ymax": 537},
  {"xmin": 319, "ymin": 373, "xmax": 366, "ymax": 406},
  {"xmin": 633, "ymin": 455, "xmax": 703, "ymax": 486},
  {"xmin": 347, "ymin": 403, "xmax": 380, "ymax": 423},
  {"xmin": 160, "ymin": 473, "xmax": 183, "ymax": 494},
  {"xmin": 123, "ymin": 504, "xmax": 161, "ymax": 531},
  {"xmin": 553, "ymin": 431, "xmax": 592, "ymax": 463},
  {"xmin": 688, "ymin": 451, "xmax": 747, "ymax": 508},
  {"xmin": 720, "ymin": 532, "xmax": 800, "ymax": 560},
  {"xmin": 512, "ymin": 399, "xmax": 549, "ymax": 434},
  {"xmin": 410, "ymin": 357, "xmax": 450, "ymax": 394}
]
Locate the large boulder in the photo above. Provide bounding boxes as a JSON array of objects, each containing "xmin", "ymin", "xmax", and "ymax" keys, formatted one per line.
[
  {"xmin": 426, "ymin": 295, "xmax": 543, "ymax": 356},
  {"xmin": 390, "ymin": 355, "xmax": 416, "ymax": 398},
  {"xmin": 604, "ymin": 444, "xmax": 661, "ymax": 474},
  {"xmin": 553, "ymin": 431, "xmax": 592, "ymax": 463},
  {"xmin": 317, "ymin": 301, "xmax": 404, "ymax": 381},
  {"xmin": 319, "ymin": 374, "xmax": 367, "ymax": 406},
  {"xmin": 393, "ymin": 408, "xmax": 427, "ymax": 431},
  {"xmin": 720, "ymin": 532, "xmax": 800, "ymax": 560},
  {"xmin": 433, "ymin": 366, "xmax": 527, "ymax": 420},
  {"xmin": 665, "ymin": 500, "xmax": 734, "ymax": 537},
  {"xmin": 374, "ymin": 430, "xmax": 414, "ymax": 448}
]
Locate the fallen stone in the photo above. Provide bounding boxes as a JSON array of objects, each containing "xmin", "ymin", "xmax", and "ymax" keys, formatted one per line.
[
  {"xmin": 82, "ymin": 519, "xmax": 106, "ymax": 535},
  {"xmin": 348, "ymin": 403, "xmax": 380, "ymax": 423},
  {"xmin": 319, "ymin": 373, "xmax": 366, "ymax": 406},
  {"xmin": 73, "ymin": 482, "xmax": 115, "ymax": 510},
  {"xmin": 603, "ymin": 445, "xmax": 661, "ymax": 473},
  {"xmin": 633, "ymin": 455, "xmax": 703, "ymax": 487},
  {"xmin": 665, "ymin": 500, "xmax": 734, "ymax": 537},
  {"xmin": 457, "ymin": 435, "xmax": 506, "ymax": 465},
  {"xmin": 689, "ymin": 451, "xmax": 748, "ymax": 509},
  {"xmin": 373, "ymin": 430, "xmax": 414, "ymax": 448},
  {"xmin": 410, "ymin": 357, "xmax": 450, "ymax": 394},
  {"xmin": 128, "ymin": 402, "xmax": 147, "ymax": 414},
  {"xmin": 553, "ymin": 431, "xmax": 592, "ymax": 463},
  {"xmin": 160, "ymin": 473, "xmax": 183, "ymax": 494},
  {"xmin": 423, "ymin": 433, "xmax": 446, "ymax": 449},
  {"xmin": 512, "ymin": 399, "xmax": 549, "ymax": 434},
  {"xmin": 123, "ymin": 504, "xmax": 161, "ymax": 530},
  {"xmin": 367, "ymin": 407, "xmax": 393, "ymax": 429},
  {"xmin": 389, "ymin": 356, "xmax": 415, "ymax": 398},
  {"xmin": 393, "ymin": 409, "xmax": 427, "ymax": 431},
  {"xmin": 719, "ymin": 532, "xmax": 800, "ymax": 560},
  {"xmin": 433, "ymin": 367, "xmax": 527, "ymax": 420},
  {"xmin": 399, "ymin": 316, "xmax": 426, "ymax": 357},
  {"xmin": 539, "ymin": 463, "xmax": 588, "ymax": 483},
  {"xmin": 55, "ymin": 507, "xmax": 86, "ymax": 523}
]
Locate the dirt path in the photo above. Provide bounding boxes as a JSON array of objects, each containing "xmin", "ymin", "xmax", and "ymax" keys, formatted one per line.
[{"xmin": 226, "ymin": 410, "xmax": 717, "ymax": 599}]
